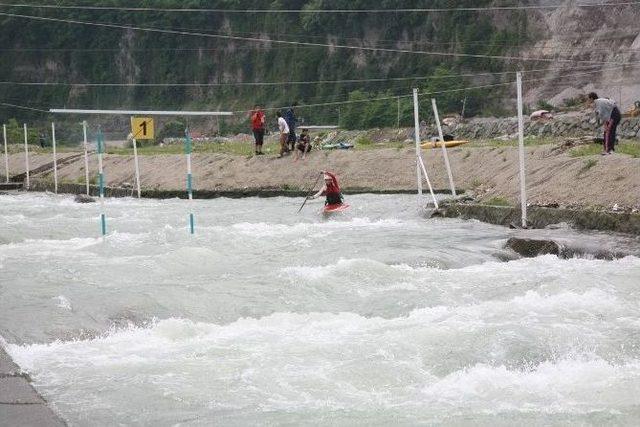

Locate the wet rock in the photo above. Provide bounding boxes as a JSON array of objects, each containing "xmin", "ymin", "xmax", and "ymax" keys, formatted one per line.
[
  {"xmin": 74, "ymin": 194, "xmax": 96, "ymax": 203},
  {"xmin": 505, "ymin": 237, "xmax": 560, "ymax": 257}
]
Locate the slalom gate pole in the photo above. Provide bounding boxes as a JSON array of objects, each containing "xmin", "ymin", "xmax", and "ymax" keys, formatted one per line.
[
  {"xmin": 51, "ymin": 122, "xmax": 58, "ymax": 194},
  {"xmin": 132, "ymin": 136, "xmax": 141, "ymax": 198},
  {"xmin": 185, "ymin": 129, "xmax": 195, "ymax": 234},
  {"xmin": 82, "ymin": 121, "xmax": 90, "ymax": 195},
  {"xmin": 97, "ymin": 128, "xmax": 107, "ymax": 236},
  {"xmin": 431, "ymin": 98, "xmax": 456, "ymax": 196},
  {"xmin": 516, "ymin": 72, "xmax": 528, "ymax": 228},
  {"xmin": 23, "ymin": 123, "xmax": 29, "ymax": 189},
  {"xmin": 3, "ymin": 124, "xmax": 8, "ymax": 183},
  {"xmin": 412, "ymin": 89, "xmax": 423, "ymax": 199},
  {"xmin": 129, "ymin": 115, "xmax": 142, "ymax": 198}
]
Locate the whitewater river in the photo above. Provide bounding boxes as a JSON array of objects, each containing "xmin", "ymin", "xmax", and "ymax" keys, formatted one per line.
[{"xmin": 1, "ymin": 192, "xmax": 639, "ymax": 425}]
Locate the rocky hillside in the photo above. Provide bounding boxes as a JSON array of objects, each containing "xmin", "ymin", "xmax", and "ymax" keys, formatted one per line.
[{"xmin": 523, "ymin": 1, "xmax": 640, "ymax": 109}]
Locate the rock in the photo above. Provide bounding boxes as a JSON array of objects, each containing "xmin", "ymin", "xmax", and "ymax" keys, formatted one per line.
[
  {"xmin": 74, "ymin": 194, "xmax": 96, "ymax": 203},
  {"xmin": 505, "ymin": 237, "xmax": 560, "ymax": 257}
]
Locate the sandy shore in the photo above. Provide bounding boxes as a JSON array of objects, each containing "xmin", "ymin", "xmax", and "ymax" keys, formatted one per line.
[{"xmin": 3, "ymin": 143, "xmax": 639, "ymax": 210}]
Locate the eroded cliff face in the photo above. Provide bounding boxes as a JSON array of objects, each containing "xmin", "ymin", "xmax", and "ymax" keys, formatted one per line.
[{"xmin": 523, "ymin": 0, "xmax": 640, "ymax": 109}]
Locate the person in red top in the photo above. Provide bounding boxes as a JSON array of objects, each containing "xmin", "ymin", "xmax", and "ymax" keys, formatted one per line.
[
  {"xmin": 250, "ymin": 105, "xmax": 266, "ymax": 155},
  {"xmin": 310, "ymin": 170, "xmax": 343, "ymax": 206}
]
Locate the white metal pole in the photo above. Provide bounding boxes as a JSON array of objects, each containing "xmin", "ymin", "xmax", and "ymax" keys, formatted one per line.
[
  {"xmin": 413, "ymin": 89, "xmax": 423, "ymax": 198},
  {"xmin": 97, "ymin": 129, "xmax": 107, "ymax": 236},
  {"xmin": 431, "ymin": 98, "xmax": 457, "ymax": 196},
  {"xmin": 131, "ymin": 116, "xmax": 141, "ymax": 199},
  {"xmin": 132, "ymin": 137, "xmax": 141, "ymax": 198},
  {"xmin": 397, "ymin": 97, "xmax": 401, "ymax": 129},
  {"xmin": 23, "ymin": 123, "xmax": 30, "ymax": 189},
  {"xmin": 413, "ymin": 89, "xmax": 440, "ymax": 208},
  {"xmin": 185, "ymin": 130, "xmax": 195, "ymax": 234},
  {"xmin": 3, "ymin": 124, "xmax": 8, "ymax": 183},
  {"xmin": 51, "ymin": 122, "xmax": 58, "ymax": 194},
  {"xmin": 82, "ymin": 121, "xmax": 90, "ymax": 195},
  {"xmin": 418, "ymin": 156, "xmax": 439, "ymax": 209},
  {"xmin": 516, "ymin": 72, "xmax": 527, "ymax": 228}
]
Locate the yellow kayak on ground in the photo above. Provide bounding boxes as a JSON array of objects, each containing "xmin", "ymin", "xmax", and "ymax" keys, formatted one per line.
[{"xmin": 421, "ymin": 140, "xmax": 470, "ymax": 149}]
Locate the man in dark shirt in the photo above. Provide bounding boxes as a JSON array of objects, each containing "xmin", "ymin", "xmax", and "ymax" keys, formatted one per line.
[{"xmin": 283, "ymin": 103, "xmax": 298, "ymax": 151}]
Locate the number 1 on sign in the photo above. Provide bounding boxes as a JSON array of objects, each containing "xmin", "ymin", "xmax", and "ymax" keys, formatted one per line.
[{"xmin": 131, "ymin": 117, "xmax": 154, "ymax": 140}]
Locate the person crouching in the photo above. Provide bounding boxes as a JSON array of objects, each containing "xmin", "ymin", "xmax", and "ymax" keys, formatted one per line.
[{"xmin": 294, "ymin": 128, "xmax": 312, "ymax": 161}]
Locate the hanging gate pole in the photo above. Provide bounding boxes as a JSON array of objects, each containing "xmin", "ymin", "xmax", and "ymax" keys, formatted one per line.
[
  {"xmin": 23, "ymin": 123, "xmax": 30, "ymax": 189},
  {"xmin": 2, "ymin": 124, "xmax": 8, "ymax": 183},
  {"xmin": 51, "ymin": 122, "xmax": 58, "ymax": 194},
  {"xmin": 97, "ymin": 129, "xmax": 107, "ymax": 236},
  {"xmin": 185, "ymin": 129, "xmax": 195, "ymax": 234},
  {"xmin": 516, "ymin": 72, "xmax": 528, "ymax": 228},
  {"xmin": 82, "ymin": 121, "xmax": 90, "ymax": 195}
]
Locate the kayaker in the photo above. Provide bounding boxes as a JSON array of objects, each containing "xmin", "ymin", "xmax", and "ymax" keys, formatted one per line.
[{"xmin": 310, "ymin": 170, "xmax": 343, "ymax": 205}]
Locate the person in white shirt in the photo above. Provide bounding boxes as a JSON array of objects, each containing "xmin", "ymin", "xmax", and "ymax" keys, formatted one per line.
[
  {"xmin": 276, "ymin": 111, "xmax": 290, "ymax": 158},
  {"xmin": 588, "ymin": 92, "xmax": 621, "ymax": 155}
]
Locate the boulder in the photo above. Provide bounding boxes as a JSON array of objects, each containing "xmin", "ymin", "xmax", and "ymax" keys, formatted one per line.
[
  {"xmin": 505, "ymin": 237, "xmax": 560, "ymax": 258},
  {"xmin": 74, "ymin": 194, "xmax": 96, "ymax": 203}
]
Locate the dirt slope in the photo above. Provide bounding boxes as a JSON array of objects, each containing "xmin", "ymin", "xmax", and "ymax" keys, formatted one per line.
[{"xmin": 14, "ymin": 143, "xmax": 639, "ymax": 210}]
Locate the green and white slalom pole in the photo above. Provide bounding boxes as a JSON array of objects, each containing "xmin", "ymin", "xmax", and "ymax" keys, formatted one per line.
[
  {"xmin": 23, "ymin": 123, "xmax": 30, "ymax": 189},
  {"xmin": 97, "ymin": 128, "xmax": 107, "ymax": 236},
  {"xmin": 184, "ymin": 129, "xmax": 195, "ymax": 234}
]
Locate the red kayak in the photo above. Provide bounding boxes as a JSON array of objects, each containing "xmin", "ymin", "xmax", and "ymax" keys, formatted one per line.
[{"xmin": 323, "ymin": 203, "xmax": 350, "ymax": 214}]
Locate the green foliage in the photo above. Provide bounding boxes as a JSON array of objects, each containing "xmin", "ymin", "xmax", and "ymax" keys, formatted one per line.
[
  {"xmin": 3, "ymin": 119, "xmax": 39, "ymax": 145},
  {"xmin": 536, "ymin": 100, "xmax": 555, "ymax": 111},
  {"xmin": 156, "ymin": 119, "xmax": 186, "ymax": 143},
  {"xmin": 354, "ymin": 135, "xmax": 373, "ymax": 146},
  {"xmin": 484, "ymin": 196, "xmax": 511, "ymax": 206}
]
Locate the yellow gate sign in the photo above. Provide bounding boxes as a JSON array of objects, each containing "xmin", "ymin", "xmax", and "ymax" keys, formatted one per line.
[{"xmin": 131, "ymin": 117, "xmax": 154, "ymax": 140}]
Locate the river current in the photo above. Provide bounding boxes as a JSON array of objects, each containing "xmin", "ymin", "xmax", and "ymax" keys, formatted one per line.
[{"xmin": 1, "ymin": 193, "xmax": 639, "ymax": 425}]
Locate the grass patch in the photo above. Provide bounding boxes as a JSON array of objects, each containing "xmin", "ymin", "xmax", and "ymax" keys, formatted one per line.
[
  {"xmin": 483, "ymin": 136, "xmax": 558, "ymax": 147},
  {"xmin": 469, "ymin": 178, "xmax": 483, "ymax": 189},
  {"xmin": 570, "ymin": 140, "xmax": 640, "ymax": 158},
  {"xmin": 462, "ymin": 150, "xmax": 471, "ymax": 159},
  {"xmin": 484, "ymin": 196, "xmax": 511, "ymax": 206},
  {"xmin": 354, "ymin": 135, "xmax": 374, "ymax": 146},
  {"xmin": 578, "ymin": 158, "xmax": 598, "ymax": 175},
  {"xmin": 106, "ymin": 141, "xmax": 255, "ymax": 156}
]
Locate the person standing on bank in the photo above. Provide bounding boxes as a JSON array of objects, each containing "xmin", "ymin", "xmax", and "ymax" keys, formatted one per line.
[
  {"xmin": 284, "ymin": 103, "xmax": 298, "ymax": 152},
  {"xmin": 250, "ymin": 105, "xmax": 266, "ymax": 155},
  {"xmin": 276, "ymin": 111, "xmax": 290, "ymax": 158},
  {"xmin": 588, "ymin": 92, "xmax": 621, "ymax": 155}
]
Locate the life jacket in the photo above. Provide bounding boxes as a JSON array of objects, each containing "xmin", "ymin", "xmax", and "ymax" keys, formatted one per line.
[
  {"xmin": 251, "ymin": 111, "xmax": 264, "ymax": 130},
  {"xmin": 324, "ymin": 172, "xmax": 342, "ymax": 204}
]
